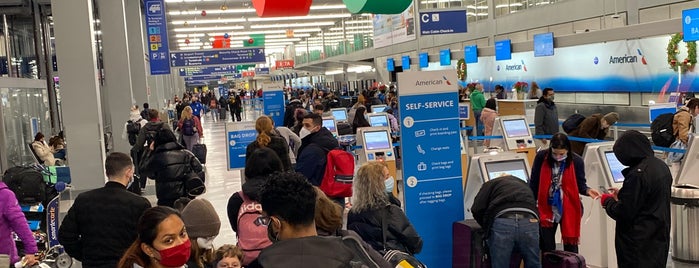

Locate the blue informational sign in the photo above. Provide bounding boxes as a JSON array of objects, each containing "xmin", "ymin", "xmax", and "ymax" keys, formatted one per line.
[
  {"xmin": 178, "ymin": 65, "xmax": 236, "ymax": 76},
  {"xmin": 683, "ymin": 8, "xmax": 699, "ymax": 42},
  {"xmin": 387, "ymin": 58, "xmax": 395, "ymax": 72},
  {"xmin": 495, "ymin": 39, "xmax": 512, "ymax": 61},
  {"xmin": 419, "ymin": 10, "xmax": 467, "ymax": 35},
  {"xmin": 419, "ymin": 52, "xmax": 429, "ymax": 68},
  {"xmin": 459, "ymin": 104, "xmax": 470, "ymax": 119},
  {"xmin": 402, "ymin": 56, "xmax": 411, "ymax": 70},
  {"xmin": 464, "ymin": 45, "xmax": 478, "ymax": 63},
  {"xmin": 534, "ymin": 32, "xmax": 554, "ymax": 57},
  {"xmin": 263, "ymin": 90, "xmax": 285, "ymax": 126},
  {"xmin": 170, "ymin": 48, "xmax": 266, "ymax": 67},
  {"xmin": 185, "ymin": 81, "xmax": 207, "ymax": 87},
  {"xmin": 184, "ymin": 75, "xmax": 221, "ymax": 82},
  {"xmin": 46, "ymin": 195, "xmax": 60, "ymax": 248},
  {"xmin": 255, "ymin": 67, "xmax": 270, "ymax": 74},
  {"xmin": 226, "ymin": 122, "xmax": 257, "ymax": 170},
  {"xmin": 440, "ymin": 49, "xmax": 451, "ymax": 66},
  {"xmin": 145, "ymin": 0, "xmax": 170, "ymax": 75},
  {"xmin": 398, "ymin": 70, "xmax": 464, "ymax": 268}
]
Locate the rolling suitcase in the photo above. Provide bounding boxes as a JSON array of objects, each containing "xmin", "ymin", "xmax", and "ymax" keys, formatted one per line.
[
  {"xmin": 542, "ymin": 250, "xmax": 586, "ymax": 268},
  {"xmin": 219, "ymin": 108, "xmax": 226, "ymax": 120},
  {"xmin": 192, "ymin": 144, "xmax": 207, "ymax": 164},
  {"xmin": 453, "ymin": 220, "xmax": 522, "ymax": 268}
]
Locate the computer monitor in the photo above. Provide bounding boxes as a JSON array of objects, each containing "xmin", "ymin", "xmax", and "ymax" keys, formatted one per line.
[
  {"xmin": 371, "ymin": 105, "xmax": 388, "ymax": 113},
  {"xmin": 362, "ymin": 130, "xmax": 392, "ymax": 150},
  {"xmin": 331, "ymin": 108, "xmax": 348, "ymax": 122},
  {"xmin": 478, "ymin": 153, "xmax": 531, "ymax": 182},
  {"xmin": 368, "ymin": 113, "xmax": 390, "ymax": 127},
  {"xmin": 602, "ymin": 150, "xmax": 627, "ymax": 183},
  {"xmin": 322, "ymin": 118, "xmax": 337, "ymax": 133},
  {"xmin": 502, "ymin": 118, "xmax": 530, "ymax": 138}
]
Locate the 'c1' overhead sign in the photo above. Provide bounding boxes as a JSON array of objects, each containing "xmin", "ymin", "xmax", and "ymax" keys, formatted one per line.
[{"xmin": 419, "ymin": 10, "xmax": 467, "ymax": 36}]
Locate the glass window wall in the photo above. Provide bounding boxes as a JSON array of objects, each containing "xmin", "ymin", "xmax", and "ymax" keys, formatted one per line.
[
  {"xmin": 0, "ymin": 84, "xmax": 51, "ymax": 167},
  {"xmin": 494, "ymin": 0, "xmax": 565, "ymax": 16}
]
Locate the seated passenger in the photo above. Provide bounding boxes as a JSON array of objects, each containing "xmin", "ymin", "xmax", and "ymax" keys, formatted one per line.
[
  {"xmin": 118, "ymin": 206, "xmax": 191, "ymax": 268},
  {"xmin": 471, "ymin": 175, "xmax": 541, "ymax": 268},
  {"xmin": 347, "ymin": 162, "xmax": 423, "ymax": 255},
  {"xmin": 568, "ymin": 112, "xmax": 619, "ymax": 155},
  {"xmin": 31, "ymin": 132, "xmax": 57, "ymax": 166},
  {"xmin": 213, "ymin": 245, "xmax": 244, "ymax": 268},
  {"xmin": 48, "ymin": 135, "xmax": 67, "ymax": 160},
  {"xmin": 182, "ymin": 199, "xmax": 221, "ymax": 268}
]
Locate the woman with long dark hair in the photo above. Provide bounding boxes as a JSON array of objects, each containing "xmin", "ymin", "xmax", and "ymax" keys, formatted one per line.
[
  {"xmin": 529, "ymin": 133, "xmax": 600, "ymax": 253},
  {"xmin": 352, "ymin": 106, "xmax": 371, "ymax": 134},
  {"xmin": 245, "ymin": 116, "xmax": 292, "ymax": 171}
]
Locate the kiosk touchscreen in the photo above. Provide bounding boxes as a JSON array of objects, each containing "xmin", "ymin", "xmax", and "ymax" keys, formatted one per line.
[
  {"xmin": 490, "ymin": 115, "xmax": 535, "ymax": 150},
  {"xmin": 322, "ymin": 117, "xmax": 339, "ymax": 137},
  {"xmin": 357, "ymin": 127, "xmax": 399, "ymax": 198},
  {"xmin": 368, "ymin": 113, "xmax": 390, "ymax": 127},
  {"xmin": 463, "ymin": 152, "xmax": 530, "ymax": 219},
  {"xmin": 331, "ymin": 108, "xmax": 348, "ymax": 123},
  {"xmin": 676, "ymin": 133, "xmax": 699, "ymax": 186},
  {"xmin": 371, "ymin": 104, "xmax": 388, "ymax": 113}
]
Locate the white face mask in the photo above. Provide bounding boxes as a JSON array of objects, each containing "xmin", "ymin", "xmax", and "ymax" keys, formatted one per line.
[
  {"xmin": 299, "ymin": 127, "xmax": 312, "ymax": 139},
  {"xmin": 197, "ymin": 236, "xmax": 216, "ymax": 249}
]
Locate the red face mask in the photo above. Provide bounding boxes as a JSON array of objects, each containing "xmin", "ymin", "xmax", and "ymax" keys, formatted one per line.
[{"xmin": 157, "ymin": 239, "xmax": 191, "ymax": 267}]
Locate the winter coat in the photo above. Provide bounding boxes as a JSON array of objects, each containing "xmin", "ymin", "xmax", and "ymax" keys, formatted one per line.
[
  {"xmin": 58, "ymin": 182, "xmax": 151, "ymax": 268},
  {"xmin": 249, "ymin": 236, "xmax": 356, "ymax": 268},
  {"xmin": 471, "ymin": 176, "xmax": 538, "ymax": 239},
  {"xmin": 470, "ymin": 90, "xmax": 486, "ymax": 111},
  {"xmin": 245, "ymin": 133, "xmax": 292, "ymax": 171},
  {"xmin": 283, "ymin": 100, "xmax": 303, "ymax": 128},
  {"xmin": 673, "ymin": 106, "xmax": 692, "ymax": 144},
  {"xmin": 31, "ymin": 140, "xmax": 56, "ymax": 166},
  {"xmin": 480, "ymin": 107, "xmax": 497, "ymax": 139},
  {"xmin": 190, "ymin": 102, "xmax": 204, "ymax": 117},
  {"xmin": 347, "ymin": 204, "xmax": 423, "ymax": 255},
  {"xmin": 530, "ymin": 150, "xmax": 590, "ymax": 201},
  {"xmin": 534, "ymin": 99, "xmax": 559, "ymax": 135},
  {"xmin": 348, "ymin": 103, "xmax": 365, "ymax": 124},
  {"xmin": 603, "ymin": 131, "xmax": 671, "ymax": 268},
  {"xmin": 141, "ymin": 142, "xmax": 203, "ymax": 206},
  {"xmin": 0, "ymin": 182, "xmax": 37, "ymax": 264},
  {"xmin": 569, "ymin": 113, "xmax": 608, "ymax": 155},
  {"xmin": 177, "ymin": 116, "xmax": 204, "ymax": 137},
  {"xmin": 295, "ymin": 128, "xmax": 339, "ymax": 186}
]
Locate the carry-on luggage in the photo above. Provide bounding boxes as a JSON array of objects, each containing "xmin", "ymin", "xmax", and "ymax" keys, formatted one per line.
[
  {"xmin": 453, "ymin": 220, "xmax": 522, "ymax": 268},
  {"xmin": 219, "ymin": 108, "xmax": 227, "ymax": 120},
  {"xmin": 192, "ymin": 143, "xmax": 207, "ymax": 164},
  {"xmin": 542, "ymin": 250, "xmax": 586, "ymax": 268}
]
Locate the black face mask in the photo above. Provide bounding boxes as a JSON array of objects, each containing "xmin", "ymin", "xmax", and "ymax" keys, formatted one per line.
[{"xmin": 267, "ymin": 221, "xmax": 279, "ymax": 243}]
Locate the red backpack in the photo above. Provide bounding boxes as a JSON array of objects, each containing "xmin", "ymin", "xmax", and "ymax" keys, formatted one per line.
[
  {"xmin": 320, "ymin": 149, "xmax": 355, "ymax": 198},
  {"xmin": 236, "ymin": 191, "xmax": 272, "ymax": 265}
]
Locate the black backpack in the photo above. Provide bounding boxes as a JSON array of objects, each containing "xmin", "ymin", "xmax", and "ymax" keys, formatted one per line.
[
  {"xmin": 651, "ymin": 112, "xmax": 677, "ymax": 147},
  {"xmin": 3, "ymin": 166, "xmax": 46, "ymax": 205},
  {"xmin": 126, "ymin": 119, "xmax": 144, "ymax": 146},
  {"xmin": 182, "ymin": 118, "xmax": 196, "ymax": 136},
  {"xmin": 562, "ymin": 114, "xmax": 586, "ymax": 134},
  {"xmin": 144, "ymin": 122, "xmax": 164, "ymax": 145}
]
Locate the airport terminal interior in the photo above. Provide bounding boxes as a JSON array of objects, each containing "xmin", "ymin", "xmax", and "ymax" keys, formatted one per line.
[{"xmin": 1, "ymin": 0, "xmax": 699, "ymax": 267}]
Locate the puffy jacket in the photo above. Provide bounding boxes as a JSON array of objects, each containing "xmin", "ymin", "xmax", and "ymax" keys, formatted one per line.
[
  {"xmin": 480, "ymin": 107, "xmax": 498, "ymax": 146},
  {"xmin": 246, "ymin": 133, "xmax": 292, "ymax": 171},
  {"xmin": 534, "ymin": 99, "xmax": 559, "ymax": 135},
  {"xmin": 142, "ymin": 142, "xmax": 202, "ymax": 206},
  {"xmin": 250, "ymin": 236, "xmax": 356, "ymax": 268},
  {"xmin": 347, "ymin": 204, "xmax": 423, "ymax": 255},
  {"xmin": 0, "ymin": 182, "xmax": 38, "ymax": 264},
  {"xmin": 31, "ymin": 140, "xmax": 56, "ymax": 166},
  {"xmin": 603, "ymin": 130, "xmax": 671, "ymax": 268},
  {"xmin": 58, "ymin": 182, "xmax": 151, "ymax": 268},
  {"xmin": 569, "ymin": 114, "xmax": 608, "ymax": 155},
  {"xmin": 673, "ymin": 107, "xmax": 692, "ymax": 144},
  {"xmin": 295, "ymin": 128, "xmax": 339, "ymax": 186}
]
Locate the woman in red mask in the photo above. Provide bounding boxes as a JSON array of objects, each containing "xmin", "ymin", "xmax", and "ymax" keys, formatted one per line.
[{"xmin": 118, "ymin": 206, "xmax": 192, "ymax": 268}]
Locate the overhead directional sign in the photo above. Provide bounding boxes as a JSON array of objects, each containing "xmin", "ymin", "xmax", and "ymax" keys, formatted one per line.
[
  {"xmin": 178, "ymin": 65, "xmax": 236, "ymax": 76},
  {"xmin": 170, "ymin": 48, "xmax": 266, "ymax": 67},
  {"xmin": 419, "ymin": 10, "xmax": 467, "ymax": 35},
  {"xmin": 184, "ymin": 75, "xmax": 222, "ymax": 82},
  {"xmin": 683, "ymin": 8, "xmax": 699, "ymax": 42},
  {"xmin": 145, "ymin": 0, "xmax": 170, "ymax": 75},
  {"xmin": 255, "ymin": 67, "xmax": 270, "ymax": 74}
]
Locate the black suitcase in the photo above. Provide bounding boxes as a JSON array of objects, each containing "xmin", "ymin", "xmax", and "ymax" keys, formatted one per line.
[
  {"xmin": 453, "ymin": 220, "xmax": 522, "ymax": 268},
  {"xmin": 192, "ymin": 144, "xmax": 207, "ymax": 164},
  {"xmin": 219, "ymin": 108, "xmax": 226, "ymax": 120}
]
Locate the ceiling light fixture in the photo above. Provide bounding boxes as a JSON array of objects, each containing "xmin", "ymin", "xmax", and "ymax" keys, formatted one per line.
[
  {"xmin": 250, "ymin": 22, "xmax": 335, "ymax": 29},
  {"xmin": 173, "ymin": 25, "xmax": 245, "ymax": 32},
  {"xmin": 171, "ymin": 18, "xmax": 247, "ymax": 25}
]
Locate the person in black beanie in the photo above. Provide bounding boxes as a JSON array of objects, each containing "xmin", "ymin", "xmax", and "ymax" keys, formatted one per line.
[{"xmin": 182, "ymin": 198, "xmax": 221, "ymax": 268}]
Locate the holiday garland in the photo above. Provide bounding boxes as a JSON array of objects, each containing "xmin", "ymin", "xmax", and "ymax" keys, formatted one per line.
[
  {"xmin": 456, "ymin": 58, "xmax": 467, "ymax": 80},
  {"xmin": 667, "ymin": 33, "xmax": 697, "ymax": 73}
]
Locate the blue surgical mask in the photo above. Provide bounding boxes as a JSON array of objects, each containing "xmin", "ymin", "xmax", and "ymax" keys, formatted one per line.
[
  {"xmin": 384, "ymin": 176, "xmax": 395, "ymax": 193},
  {"xmin": 554, "ymin": 155, "xmax": 567, "ymax": 162}
]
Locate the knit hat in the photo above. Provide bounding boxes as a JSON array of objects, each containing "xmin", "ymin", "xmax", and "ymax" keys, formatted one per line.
[
  {"xmin": 181, "ymin": 199, "xmax": 221, "ymax": 238},
  {"xmin": 603, "ymin": 112, "xmax": 619, "ymax": 125}
]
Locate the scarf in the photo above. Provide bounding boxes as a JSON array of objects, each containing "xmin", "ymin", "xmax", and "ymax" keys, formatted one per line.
[{"xmin": 537, "ymin": 155, "xmax": 581, "ymax": 245}]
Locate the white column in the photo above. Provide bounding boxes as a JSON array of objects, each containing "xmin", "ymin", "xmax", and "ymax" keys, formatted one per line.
[
  {"xmin": 125, "ymin": 0, "xmax": 149, "ymax": 106},
  {"xmin": 51, "ymin": 0, "xmax": 107, "ymax": 190}
]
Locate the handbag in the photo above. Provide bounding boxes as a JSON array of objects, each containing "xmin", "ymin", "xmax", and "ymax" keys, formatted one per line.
[
  {"xmin": 381, "ymin": 207, "xmax": 427, "ymax": 268},
  {"xmin": 667, "ymin": 140, "xmax": 687, "ymax": 162}
]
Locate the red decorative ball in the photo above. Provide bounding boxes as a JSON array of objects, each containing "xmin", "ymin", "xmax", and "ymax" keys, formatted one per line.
[
  {"xmin": 201, "ymin": 10, "xmax": 207, "ymax": 16},
  {"xmin": 185, "ymin": 39, "xmax": 190, "ymax": 44},
  {"xmin": 248, "ymin": 38, "xmax": 254, "ymax": 44}
]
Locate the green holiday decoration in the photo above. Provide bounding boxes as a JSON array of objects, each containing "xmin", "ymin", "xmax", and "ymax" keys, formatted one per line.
[
  {"xmin": 342, "ymin": 0, "xmax": 412, "ymax": 14},
  {"xmin": 456, "ymin": 58, "xmax": 466, "ymax": 81}
]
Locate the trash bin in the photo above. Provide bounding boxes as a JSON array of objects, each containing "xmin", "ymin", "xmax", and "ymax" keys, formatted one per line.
[{"xmin": 671, "ymin": 184, "xmax": 699, "ymax": 263}]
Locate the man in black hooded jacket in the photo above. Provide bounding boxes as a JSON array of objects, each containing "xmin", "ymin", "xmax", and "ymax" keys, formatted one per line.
[{"xmin": 601, "ymin": 130, "xmax": 671, "ymax": 268}]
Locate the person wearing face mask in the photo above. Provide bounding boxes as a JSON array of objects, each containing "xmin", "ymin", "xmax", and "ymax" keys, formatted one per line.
[
  {"xmin": 118, "ymin": 206, "xmax": 191, "ymax": 268},
  {"xmin": 59, "ymin": 152, "xmax": 151, "ymax": 268},
  {"xmin": 347, "ymin": 162, "xmax": 423, "ymax": 256},
  {"xmin": 181, "ymin": 199, "xmax": 221, "ymax": 268},
  {"xmin": 295, "ymin": 113, "xmax": 340, "ymax": 187},
  {"xmin": 568, "ymin": 112, "xmax": 619, "ymax": 156},
  {"xmin": 529, "ymin": 133, "xmax": 601, "ymax": 254},
  {"xmin": 534, "ymin": 88, "xmax": 559, "ymax": 147}
]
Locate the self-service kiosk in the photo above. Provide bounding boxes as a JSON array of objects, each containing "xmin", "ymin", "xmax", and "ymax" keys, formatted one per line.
[
  {"xmin": 463, "ymin": 151, "xmax": 531, "ymax": 219},
  {"xmin": 331, "ymin": 108, "xmax": 348, "ymax": 123},
  {"xmin": 676, "ymin": 133, "xmax": 699, "ymax": 185},
  {"xmin": 368, "ymin": 113, "xmax": 390, "ymax": 128},
  {"xmin": 489, "ymin": 115, "xmax": 537, "ymax": 165},
  {"xmin": 322, "ymin": 116, "xmax": 339, "ymax": 138},
  {"xmin": 579, "ymin": 141, "xmax": 624, "ymax": 268},
  {"xmin": 357, "ymin": 127, "xmax": 399, "ymax": 198},
  {"xmin": 371, "ymin": 104, "xmax": 388, "ymax": 113}
]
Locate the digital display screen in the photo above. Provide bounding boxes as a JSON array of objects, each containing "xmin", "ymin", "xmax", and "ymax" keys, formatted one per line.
[
  {"xmin": 484, "ymin": 160, "xmax": 529, "ymax": 182},
  {"xmin": 387, "ymin": 58, "xmax": 395, "ymax": 72},
  {"xmin": 323, "ymin": 119, "xmax": 337, "ymax": 132},
  {"xmin": 464, "ymin": 45, "xmax": 478, "ymax": 63},
  {"xmin": 331, "ymin": 109, "xmax": 347, "ymax": 121},
  {"xmin": 363, "ymin": 130, "xmax": 391, "ymax": 150},
  {"xmin": 402, "ymin": 56, "xmax": 411, "ymax": 70},
  {"xmin": 533, "ymin": 32, "xmax": 554, "ymax": 57},
  {"xmin": 502, "ymin": 119, "xmax": 529, "ymax": 138},
  {"xmin": 440, "ymin": 49, "xmax": 451, "ymax": 66},
  {"xmin": 371, "ymin": 105, "xmax": 388, "ymax": 113},
  {"xmin": 369, "ymin": 115, "xmax": 389, "ymax": 127},
  {"xmin": 419, "ymin": 52, "xmax": 429, "ymax": 68},
  {"xmin": 495, "ymin": 39, "xmax": 512, "ymax": 61},
  {"xmin": 604, "ymin": 151, "xmax": 627, "ymax": 183}
]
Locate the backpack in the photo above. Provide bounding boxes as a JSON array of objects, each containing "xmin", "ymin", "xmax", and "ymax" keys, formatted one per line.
[
  {"xmin": 236, "ymin": 191, "xmax": 272, "ymax": 265},
  {"xmin": 182, "ymin": 118, "xmax": 196, "ymax": 136},
  {"xmin": 3, "ymin": 166, "xmax": 46, "ymax": 205},
  {"xmin": 143, "ymin": 122, "xmax": 164, "ymax": 145},
  {"xmin": 319, "ymin": 149, "xmax": 355, "ymax": 198},
  {"xmin": 651, "ymin": 112, "xmax": 677, "ymax": 147},
  {"xmin": 126, "ymin": 119, "xmax": 144, "ymax": 146},
  {"xmin": 562, "ymin": 114, "xmax": 586, "ymax": 134}
]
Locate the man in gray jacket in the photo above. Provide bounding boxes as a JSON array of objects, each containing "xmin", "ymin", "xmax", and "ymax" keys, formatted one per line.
[{"xmin": 534, "ymin": 88, "xmax": 559, "ymax": 147}]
